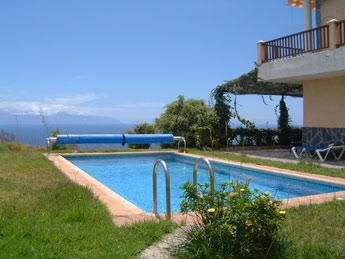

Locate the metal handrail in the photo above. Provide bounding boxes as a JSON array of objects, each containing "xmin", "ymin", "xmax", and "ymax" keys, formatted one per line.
[
  {"xmin": 174, "ymin": 136, "xmax": 186, "ymax": 153},
  {"xmin": 193, "ymin": 157, "xmax": 215, "ymax": 191},
  {"xmin": 46, "ymin": 137, "xmax": 57, "ymax": 153},
  {"xmin": 152, "ymin": 159, "xmax": 172, "ymax": 220}
]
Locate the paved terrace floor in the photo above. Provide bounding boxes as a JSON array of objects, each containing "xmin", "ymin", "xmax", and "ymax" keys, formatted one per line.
[{"xmin": 229, "ymin": 148, "xmax": 345, "ymax": 169}]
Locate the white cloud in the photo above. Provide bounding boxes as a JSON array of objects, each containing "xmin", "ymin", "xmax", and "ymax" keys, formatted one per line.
[
  {"xmin": 0, "ymin": 93, "xmax": 101, "ymax": 116},
  {"xmin": 0, "ymin": 93, "xmax": 165, "ymax": 123},
  {"xmin": 51, "ymin": 94, "xmax": 100, "ymax": 105}
]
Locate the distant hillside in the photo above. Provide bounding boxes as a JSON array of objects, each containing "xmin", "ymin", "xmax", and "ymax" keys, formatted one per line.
[{"xmin": 0, "ymin": 112, "xmax": 123, "ymax": 125}]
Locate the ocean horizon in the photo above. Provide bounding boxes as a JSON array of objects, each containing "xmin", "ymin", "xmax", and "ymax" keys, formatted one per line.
[
  {"xmin": 0, "ymin": 122, "xmax": 299, "ymax": 148},
  {"xmin": 0, "ymin": 123, "xmax": 135, "ymax": 147}
]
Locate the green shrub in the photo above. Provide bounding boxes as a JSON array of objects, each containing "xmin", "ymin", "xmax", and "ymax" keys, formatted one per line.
[
  {"xmin": 0, "ymin": 141, "xmax": 33, "ymax": 151},
  {"xmin": 175, "ymin": 181, "xmax": 286, "ymax": 259},
  {"xmin": 0, "ymin": 129, "xmax": 15, "ymax": 142},
  {"xmin": 228, "ymin": 127, "xmax": 302, "ymax": 147},
  {"xmin": 50, "ymin": 128, "xmax": 68, "ymax": 150},
  {"xmin": 127, "ymin": 122, "xmax": 155, "ymax": 149}
]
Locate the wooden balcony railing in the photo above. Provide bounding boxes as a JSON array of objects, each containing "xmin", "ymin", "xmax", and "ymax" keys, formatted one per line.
[
  {"xmin": 258, "ymin": 19, "xmax": 345, "ymax": 64},
  {"xmin": 263, "ymin": 25, "xmax": 329, "ymax": 62},
  {"xmin": 338, "ymin": 20, "xmax": 345, "ymax": 47}
]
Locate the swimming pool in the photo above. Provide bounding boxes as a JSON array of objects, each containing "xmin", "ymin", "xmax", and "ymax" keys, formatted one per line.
[{"xmin": 65, "ymin": 153, "xmax": 345, "ymax": 214}]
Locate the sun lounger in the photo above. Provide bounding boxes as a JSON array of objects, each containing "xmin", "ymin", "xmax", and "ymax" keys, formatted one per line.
[{"xmin": 292, "ymin": 144, "xmax": 345, "ymax": 162}]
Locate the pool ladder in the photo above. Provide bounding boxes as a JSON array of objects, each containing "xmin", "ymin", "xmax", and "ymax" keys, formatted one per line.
[
  {"xmin": 152, "ymin": 157, "xmax": 215, "ymax": 220},
  {"xmin": 193, "ymin": 157, "xmax": 215, "ymax": 191},
  {"xmin": 153, "ymin": 159, "xmax": 172, "ymax": 220}
]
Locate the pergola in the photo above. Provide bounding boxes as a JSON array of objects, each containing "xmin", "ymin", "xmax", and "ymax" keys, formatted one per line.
[{"xmin": 212, "ymin": 68, "xmax": 303, "ymax": 98}]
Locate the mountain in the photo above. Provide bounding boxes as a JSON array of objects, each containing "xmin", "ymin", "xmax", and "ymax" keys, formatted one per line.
[{"xmin": 0, "ymin": 112, "xmax": 123, "ymax": 125}]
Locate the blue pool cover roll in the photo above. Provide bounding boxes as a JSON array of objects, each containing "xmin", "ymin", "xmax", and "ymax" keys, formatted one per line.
[
  {"xmin": 56, "ymin": 134, "xmax": 174, "ymax": 145},
  {"xmin": 124, "ymin": 134, "xmax": 174, "ymax": 144},
  {"xmin": 56, "ymin": 134, "xmax": 124, "ymax": 145}
]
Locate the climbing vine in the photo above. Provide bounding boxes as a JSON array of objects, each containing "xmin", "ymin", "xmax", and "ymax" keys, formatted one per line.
[
  {"xmin": 212, "ymin": 87, "xmax": 232, "ymax": 146},
  {"xmin": 210, "ymin": 68, "xmax": 299, "ymax": 147}
]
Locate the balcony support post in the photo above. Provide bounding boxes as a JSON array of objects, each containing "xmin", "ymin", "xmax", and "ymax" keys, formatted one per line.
[
  {"xmin": 257, "ymin": 40, "xmax": 266, "ymax": 65},
  {"xmin": 304, "ymin": 0, "xmax": 312, "ymax": 30},
  {"xmin": 328, "ymin": 19, "xmax": 339, "ymax": 49},
  {"xmin": 315, "ymin": 0, "xmax": 322, "ymax": 27}
]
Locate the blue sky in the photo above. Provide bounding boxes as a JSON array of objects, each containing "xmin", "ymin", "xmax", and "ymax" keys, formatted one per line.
[{"xmin": 0, "ymin": 0, "xmax": 305, "ymax": 125}]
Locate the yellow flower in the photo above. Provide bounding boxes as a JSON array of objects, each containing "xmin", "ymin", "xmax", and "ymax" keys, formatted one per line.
[
  {"xmin": 230, "ymin": 192, "xmax": 239, "ymax": 198},
  {"xmin": 240, "ymin": 188, "xmax": 246, "ymax": 192},
  {"xmin": 199, "ymin": 194, "xmax": 204, "ymax": 199},
  {"xmin": 279, "ymin": 210, "xmax": 287, "ymax": 215},
  {"xmin": 261, "ymin": 195, "xmax": 267, "ymax": 201},
  {"xmin": 265, "ymin": 191, "xmax": 271, "ymax": 196},
  {"xmin": 245, "ymin": 219, "xmax": 253, "ymax": 227},
  {"xmin": 207, "ymin": 208, "xmax": 216, "ymax": 213}
]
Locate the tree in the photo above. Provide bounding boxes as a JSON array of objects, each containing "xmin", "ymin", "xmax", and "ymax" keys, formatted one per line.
[
  {"xmin": 127, "ymin": 122, "xmax": 155, "ymax": 149},
  {"xmin": 213, "ymin": 88, "xmax": 233, "ymax": 147},
  {"xmin": 155, "ymin": 96, "xmax": 217, "ymax": 148},
  {"xmin": 278, "ymin": 95, "xmax": 291, "ymax": 146}
]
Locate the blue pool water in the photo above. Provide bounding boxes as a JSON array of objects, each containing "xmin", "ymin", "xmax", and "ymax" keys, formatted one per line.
[{"xmin": 66, "ymin": 153, "xmax": 345, "ymax": 214}]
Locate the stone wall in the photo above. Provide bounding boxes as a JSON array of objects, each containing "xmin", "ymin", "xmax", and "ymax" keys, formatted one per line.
[{"xmin": 302, "ymin": 127, "xmax": 345, "ymax": 146}]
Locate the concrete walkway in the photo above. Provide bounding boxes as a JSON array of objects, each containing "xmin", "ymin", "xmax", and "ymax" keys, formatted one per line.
[
  {"xmin": 228, "ymin": 149, "xmax": 345, "ymax": 169},
  {"xmin": 139, "ymin": 226, "xmax": 189, "ymax": 259}
]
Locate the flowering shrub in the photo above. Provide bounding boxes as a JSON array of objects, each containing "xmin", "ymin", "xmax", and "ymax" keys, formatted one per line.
[{"xmin": 176, "ymin": 181, "xmax": 286, "ymax": 259}]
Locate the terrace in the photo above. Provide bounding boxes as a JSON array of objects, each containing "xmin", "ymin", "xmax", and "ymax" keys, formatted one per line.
[{"xmin": 257, "ymin": 19, "xmax": 345, "ymax": 82}]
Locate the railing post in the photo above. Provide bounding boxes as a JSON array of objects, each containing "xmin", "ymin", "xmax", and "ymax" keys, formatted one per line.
[
  {"xmin": 339, "ymin": 20, "xmax": 345, "ymax": 47},
  {"xmin": 328, "ymin": 19, "xmax": 339, "ymax": 49},
  {"xmin": 257, "ymin": 40, "xmax": 266, "ymax": 64}
]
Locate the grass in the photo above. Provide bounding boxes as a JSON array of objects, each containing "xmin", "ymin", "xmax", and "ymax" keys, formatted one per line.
[
  {"xmin": 188, "ymin": 149, "xmax": 345, "ymax": 179},
  {"xmin": 280, "ymin": 200, "xmax": 345, "ymax": 258},
  {"xmin": 0, "ymin": 142, "xmax": 175, "ymax": 258}
]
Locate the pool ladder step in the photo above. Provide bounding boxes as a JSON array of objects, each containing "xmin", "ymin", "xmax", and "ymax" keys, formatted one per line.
[{"xmin": 152, "ymin": 157, "xmax": 215, "ymax": 220}]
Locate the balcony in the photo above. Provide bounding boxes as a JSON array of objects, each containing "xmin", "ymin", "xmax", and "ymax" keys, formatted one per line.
[{"xmin": 257, "ymin": 19, "xmax": 345, "ymax": 83}]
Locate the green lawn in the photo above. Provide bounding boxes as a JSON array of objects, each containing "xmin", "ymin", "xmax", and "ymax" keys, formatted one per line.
[
  {"xmin": 188, "ymin": 149, "xmax": 345, "ymax": 179},
  {"xmin": 0, "ymin": 143, "xmax": 175, "ymax": 258},
  {"xmin": 281, "ymin": 201, "xmax": 345, "ymax": 258}
]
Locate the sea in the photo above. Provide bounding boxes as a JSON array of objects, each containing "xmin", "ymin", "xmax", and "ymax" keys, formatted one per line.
[{"xmin": 0, "ymin": 123, "xmax": 135, "ymax": 149}]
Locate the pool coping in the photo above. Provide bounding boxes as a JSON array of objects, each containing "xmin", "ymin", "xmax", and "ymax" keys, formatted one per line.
[{"xmin": 47, "ymin": 151, "xmax": 345, "ymax": 225}]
